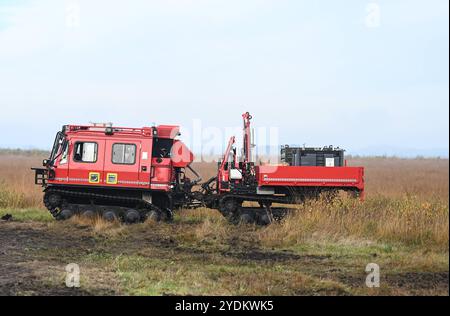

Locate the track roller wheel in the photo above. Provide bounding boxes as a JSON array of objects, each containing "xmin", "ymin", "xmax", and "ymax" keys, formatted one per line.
[
  {"xmin": 58, "ymin": 209, "xmax": 74, "ymax": 221},
  {"xmin": 46, "ymin": 193, "xmax": 62, "ymax": 209},
  {"xmin": 219, "ymin": 197, "xmax": 241, "ymax": 218},
  {"xmin": 124, "ymin": 209, "xmax": 140, "ymax": 224},
  {"xmin": 163, "ymin": 208, "xmax": 174, "ymax": 222},
  {"xmin": 257, "ymin": 214, "xmax": 272, "ymax": 226},
  {"xmin": 261, "ymin": 204, "xmax": 275, "ymax": 225},
  {"xmin": 103, "ymin": 211, "xmax": 117, "ymax": 222},
  {"xmin": 146, "ymin": 210, "xmax": 161, "ymax": 222},
  {"xmin": 239, "ymin": 213, "xmax": 255, "ymax": 225}
]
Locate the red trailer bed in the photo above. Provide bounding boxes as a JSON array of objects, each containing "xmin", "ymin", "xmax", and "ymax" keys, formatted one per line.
[{"xmin": 256, "ymin": 165, "xmax": 365, "ymax": 199}]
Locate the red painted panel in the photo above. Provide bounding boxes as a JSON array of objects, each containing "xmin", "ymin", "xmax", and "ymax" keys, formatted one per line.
[
  {"xmin": 256, "ymin": 165, "xmax": 364, "ymax": 190},
  {"xmin": 52, "ymin": 150, "xmax": 69, "ymax": 183},
  {"xmin": 103, "ymin": 140, "xmax": 141, "ymax": 188},
  {"xmin": 67, "ymin": 139, "xmax": 106, "ymax": 186},
  {"xmin": 139, "ymin": 139, "xmax": 153, "ymax": 188},
  {"xmin": 171, "ymin": 140, "xmax": 194, "ymax": 168},
  {"xmin": 157, "ymin": 125, "xmax": 179, "ymax": 139},
  {"xmin": 151, "ymin": 158, "xmax": 172, "ymax": 190}
]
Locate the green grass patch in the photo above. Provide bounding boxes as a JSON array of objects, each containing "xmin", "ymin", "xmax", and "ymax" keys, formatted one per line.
[
  {"xmin": 0, "ymin": 208, "xmax": 52, "ymax": 222},
  {"xmin": 101, "ymin": 254, "xmax": 349, "ymax": 295}
]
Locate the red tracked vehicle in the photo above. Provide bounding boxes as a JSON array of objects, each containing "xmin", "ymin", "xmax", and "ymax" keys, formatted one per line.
[
  {"xmin": 33, "ymin": 123, "xmax": 201, "ymax": 222},
  {"xmin": 33, "ymin": 113, "xmax": 364, "ymax": 224}
]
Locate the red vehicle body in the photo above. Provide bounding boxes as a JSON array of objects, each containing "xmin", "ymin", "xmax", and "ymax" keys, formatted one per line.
[
  {"xmin": 33, "ymin": 112, "xmax": 364, "ymax": 225},
  {"xmin": 47, "ymin": 125, "xmax": 193, "ymax": 191},
  {"xmin": 33, "ymin": 124, "xmax": 199, "ymax": 222}
]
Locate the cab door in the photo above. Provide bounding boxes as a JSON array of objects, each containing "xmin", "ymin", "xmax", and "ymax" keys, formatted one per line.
[
  {"xmin": 104, "ymin": 140, "xmax": 141, "ymax": 188},
  {"xmin": 139, "ymin": 139, "xmax": 153, "ymax": 188},
  {"xmin": 68, "ymin": 139, "xmax": 105, "ymax": 186}
]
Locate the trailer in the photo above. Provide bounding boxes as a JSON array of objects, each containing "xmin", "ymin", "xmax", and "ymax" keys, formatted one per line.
[{"xmin": 197, "ymin": 112, "xmax": 365, "ymax": 224}]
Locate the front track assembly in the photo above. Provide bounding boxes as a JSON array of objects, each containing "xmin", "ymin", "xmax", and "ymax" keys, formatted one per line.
[{"xmin": 43, "ymin": 187, "xmax": 172, "ymax": 223}]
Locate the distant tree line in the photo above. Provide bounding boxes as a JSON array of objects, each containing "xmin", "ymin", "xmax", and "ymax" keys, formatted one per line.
[{"xmin": 0, "ymin": 148, "xmax": 50, "ymax": 156}]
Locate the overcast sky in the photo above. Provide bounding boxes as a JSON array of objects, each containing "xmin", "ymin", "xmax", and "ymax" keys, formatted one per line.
[{"xmin": 0, "ymin": 0, "xmax": 448, "ymax": 156}]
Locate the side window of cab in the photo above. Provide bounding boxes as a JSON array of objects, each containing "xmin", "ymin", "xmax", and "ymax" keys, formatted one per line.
[
  {"xmin": 112, "ymin": 143, "xmax": 136, "ymax": 165},
  {"xmin": 73, "ymin": 142, "xmax": 98, "ymax": 163}
]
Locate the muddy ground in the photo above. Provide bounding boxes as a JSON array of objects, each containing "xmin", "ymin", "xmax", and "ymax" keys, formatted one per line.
[{"xmin": 0, "ymin": 218, "xmax": 448, "ymax": 296}]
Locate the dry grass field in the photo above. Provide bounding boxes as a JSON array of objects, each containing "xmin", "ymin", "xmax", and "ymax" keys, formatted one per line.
[{"xmin": 0, "ymin": 151, "xmax": 448, "ymax": 295}]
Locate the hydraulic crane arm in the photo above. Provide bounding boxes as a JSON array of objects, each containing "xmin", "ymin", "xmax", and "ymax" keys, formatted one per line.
[
  {"xmin": 220, "ymin": 136, "xmax": 236, "ymax": 171},
  {"xmin": 242, "ymin": 112, "xmax": 253, "ymax": 164}
]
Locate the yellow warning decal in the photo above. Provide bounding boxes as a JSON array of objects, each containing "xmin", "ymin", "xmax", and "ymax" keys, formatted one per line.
[
  {"xmin": 89, "ymin": 172, "xmax": 101, "ymax": 184},
  {"xmin": 106, "ymin": 173, "xmax": 118, "ymax": 184}
]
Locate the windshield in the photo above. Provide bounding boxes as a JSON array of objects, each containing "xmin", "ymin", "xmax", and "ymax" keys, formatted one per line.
[{"xmin": 47, "ymin": 131, "xmax": 67, "ymax": 166}]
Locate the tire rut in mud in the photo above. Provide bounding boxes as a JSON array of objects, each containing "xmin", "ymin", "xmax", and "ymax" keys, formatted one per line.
[{"xmin": 0, "ymin": 222, "xmax": 116, "ymax": 295}]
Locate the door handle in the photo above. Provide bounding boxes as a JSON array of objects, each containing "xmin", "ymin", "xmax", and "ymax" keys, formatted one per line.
[
  {"xmin": 150, "ymin": 166, "xmax": 155, "ymax": 178},
  {"xmin": 141, "ymin": 166, "xmax": 147, "ymax": 172}
]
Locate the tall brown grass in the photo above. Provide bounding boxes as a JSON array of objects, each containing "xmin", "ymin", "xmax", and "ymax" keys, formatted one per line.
[
  {"xmin": 349, "ymin": 157, "xmax": 449, "ymax": 201},
  {"xmin": 0, "ymin": 154, "xmax": 44, "ymax": 208},
  {"xmin": 258, "ymin": 197, "xmax": 449, "ymax": 250}
]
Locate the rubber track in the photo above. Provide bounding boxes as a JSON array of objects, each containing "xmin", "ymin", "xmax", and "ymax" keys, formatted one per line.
[{"xmin": 44, "ymin": 187, "xmax": 162, "ymax": 219}]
